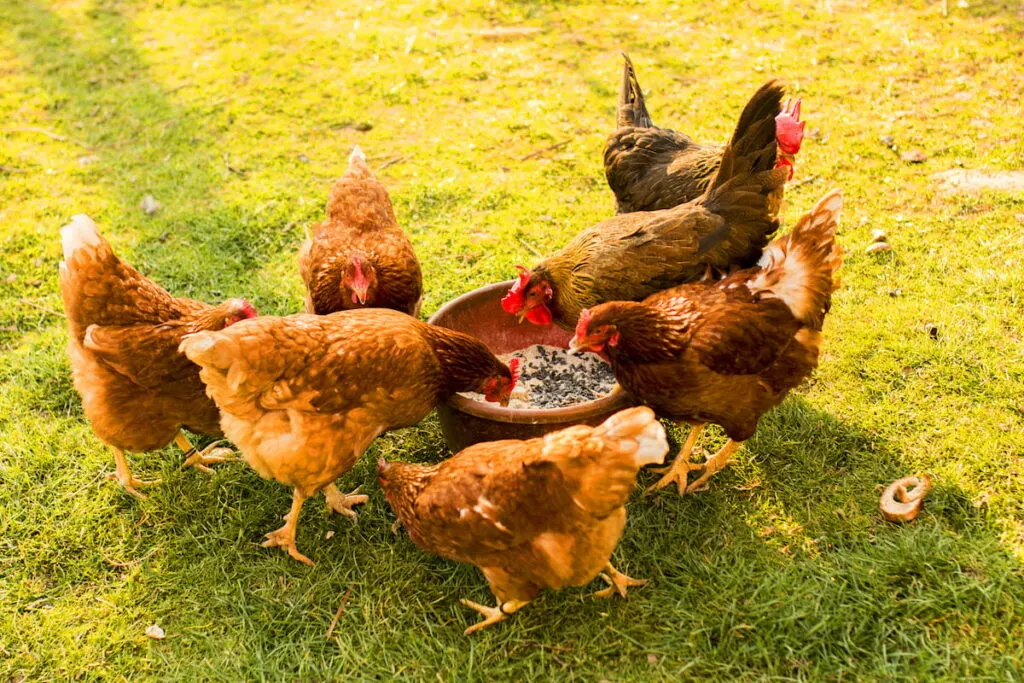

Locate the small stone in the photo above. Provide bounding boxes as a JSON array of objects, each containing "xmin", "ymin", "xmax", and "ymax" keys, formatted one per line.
[
  {"xmin": 145, "ymin": 624, "xmax": 165, "ymax": 639},
  {"xmin": 298, "ymin": 153, "xmax": 310, "ymax": 163},
  {"xmin": 647, "ymin": 653, "xmax": 658, "ymax": 664},
  {"xmin": 325, "ymin": 530, "xmax": 335, "ymax": 540},
  {"xmin": 4, "ymin": 274, "xmax": 16, "ymax": 284},
  {"xmin": 900, "ymin": 150, "xmax": 928, "ymax": 163},
  {"xmin": 879, "ymin": 135, "xmax": 896, "ymax": 148},
  {"xmin": 354, "ymin": 122, "xmax": 373, "ymax": 132},
  {"xmin": 871, "ymin": 229, "xmax": 887, "ymax": 242},
  {"xmin": 157, "ymin": 232, "xmax": 170, "ymax": 243},
  {"xmin": 78, "ymin": 155, "xmax": 100, "ymax": 166},
  {"xmin": 865, "ymin": 242, "xmax": 892, "ymax": 253},
  {"xmin": 925, "ymin": 324, "xmax": 939, "ymax": 340},
  {"xmin": 888, "ymin": 288, "xmax": 902, "ymax": 297},
  {"xmin": 140, "ymin": 195, "xmax": 160, "ymax": 215}
]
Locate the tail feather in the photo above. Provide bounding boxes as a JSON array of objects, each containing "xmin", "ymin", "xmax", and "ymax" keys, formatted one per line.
[
  {"xmin": 751, "ymin": 189, "xmax": 843, "ymax": 328},
  {"xmin": 60, "ymin": 214, "xmax": 105, "ymax": 264},
  {"xmin": 731, "ymin": 81, "xmax": 786, "ymax": 152},
  {"xmin": 345, "ymin": 145, "xmax": 372, "ymax": 179},
  {"xmin": 697, "ymin": 81, "xmax": 790, "ymax": 258},
  {"xmin": 544, "ymin": 407, "xmax": 667, "ymax": 517},
  {"xmin": 617, "ymin": 54, "xmax": 654, "ymax": 129}
]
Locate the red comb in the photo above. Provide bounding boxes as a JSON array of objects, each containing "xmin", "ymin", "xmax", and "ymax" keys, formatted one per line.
[
  {"xmin": 500, "ymin": 265, "xmax": 531, "ymax": 314},
  {"xmin": 775, "ymin": 99, "xmax": 805, "ymax": 156},
  {"xmin": 242, "ymin": 301, "xmax": 258, "ymax": 319},
  {"xmin": 507, "ymin": 357, "xmax": 521, "ymax": 390}
]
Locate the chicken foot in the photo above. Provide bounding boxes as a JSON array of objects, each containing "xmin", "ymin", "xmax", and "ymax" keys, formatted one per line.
[
  {"xmin": 262, "ymin": 489, "xmax": 313, "ymax": 565},
  {"xmin": 459, "ymin": 598, "xmax": 530, "ymax": 635},
  {"xmin": 175, "ymin": 433, "xmax": 237, "ymax": 474},
  {"xmin": 646, "ymin": 424, "xmax": 705, "ymax": 494},
  {"xmin": 323, "ymin": 484, "xmax": 369, "ymax": 520},
  {"xmin": 592, "ymin": 563, "xmax": 647, "ymax": 599},
  {"xmin": 684, "ymin": 439, "xmax": 742, "ymax": 494},
  {"xmin": 107, "ymin": 448, "xmax": 162, "ymax": 499}
]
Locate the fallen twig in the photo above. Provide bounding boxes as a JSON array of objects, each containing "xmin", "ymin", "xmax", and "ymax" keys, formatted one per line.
[
  {"xmin": 521, "ymin": 139, "xmax": 570, "ymax": 161},
  {"xmin": 377, "ymin": 155, "xmax": 407, "ymax": 171},
  {"xmin": 0, "ymin": 165, "xmax": 26, "ymax": 174},
  {"xmin": 516, "ymin": 236, "xmax": 544, "ymax": 259},
  {"xmin": 6, "ymin": 126, "xmax": 91, "ymax": 148},
  {"xmin": 19, "ymin": 298, "xmax": 65, "ymax": 318},
  {"xmin": 326, "ymin": 587, "xmax": 353, "ymax": 639}
]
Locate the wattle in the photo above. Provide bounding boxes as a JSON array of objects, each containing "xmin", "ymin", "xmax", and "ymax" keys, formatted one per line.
[{"xmin": 525, "ymin": 305, "xmax": 552, "ymax": 325}]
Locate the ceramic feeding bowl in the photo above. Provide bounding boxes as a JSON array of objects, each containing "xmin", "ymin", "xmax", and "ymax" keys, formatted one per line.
[{"xmin": 428, "ymin": 280, "xmax": 632, "ymax": 452}]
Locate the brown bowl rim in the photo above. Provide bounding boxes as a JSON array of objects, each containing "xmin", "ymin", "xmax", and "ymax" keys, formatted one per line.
[{"xmin": 428, "ymin": 280, "xmax": 632, "ymax": 424}]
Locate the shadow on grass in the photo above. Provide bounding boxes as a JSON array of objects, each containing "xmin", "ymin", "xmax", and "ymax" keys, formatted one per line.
[{"xmin": 3, "ymin": 0, "xmax": 307, "ymax": 308}]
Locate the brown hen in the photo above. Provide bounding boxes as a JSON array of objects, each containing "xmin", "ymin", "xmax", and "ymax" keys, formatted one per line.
[
  {"xmin": 570, "ymin": 189, "xmax": 843, "ymax": 494},
  {"xmin": 59, "ymin": 215, "xmax": 257, "ymax": 498},
  {"xmin": 604, "ymin": 55, "xmax": 804, "ymax": 213},
  {"xmin": 379, "ymin": 406, "xmax": 667, "ymax": 634},
  {"xmin": 503, "ymin": 84, "xmax": 793, "ymax": 330},
  {"xmin": 180, "ymin": 309, "xmax": 518, "ymax": 565},
  {"xmin": 299, "ymin": 146, "xmax": 423, "ymax": 316}
]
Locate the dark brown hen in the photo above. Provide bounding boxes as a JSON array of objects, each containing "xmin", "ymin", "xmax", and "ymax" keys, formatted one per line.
[
  {"xmin": 570, "ymin": 189, "xmax": 843, "ymax": 495},
  {"xmin": 603, "ymin": 55, "xmax": 803, "ymax": 214}
]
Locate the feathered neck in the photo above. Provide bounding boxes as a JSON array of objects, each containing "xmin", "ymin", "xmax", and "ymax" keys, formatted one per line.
[
  {"xmin": 602, "ymin": 302, "xmax": 692, "ymax": 363},
  {"xmin": 419, "ymin": 325, "xmax": 504, "ymax": 397}
]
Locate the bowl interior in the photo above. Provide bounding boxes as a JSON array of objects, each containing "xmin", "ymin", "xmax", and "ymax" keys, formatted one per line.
[{"xmin": 428, "ymin": 281, "xmax": 629, "ymax": 423}]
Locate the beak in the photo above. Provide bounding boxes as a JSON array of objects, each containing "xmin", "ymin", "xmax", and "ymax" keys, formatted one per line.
[
  {"xmin": 515, "ymin": 309, "xmax": 527, "ymax": 324},
  {"xmin": 354, "ymin": 289, "xmax": 368, "ymax": 305},
  {"xmin": 568, "ymin": 335, "xmax": 584, "ymax": 354},
  {"xmin": 499, "ymin": 396, "xmax": 511, "ymax": 407}
]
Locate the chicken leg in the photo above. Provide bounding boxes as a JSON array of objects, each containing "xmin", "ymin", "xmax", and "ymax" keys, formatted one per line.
[
  {"xmin": 592, "ymin": 563, "xmax": 647, "ymax": 599},
  {"xmin": 262, "ymin": 489, "xmax": 313, "ymax": 565},
  {"xmin": 684, "ymin": 439, "xmax": 743, "ymax": 494},
  {"xmin": 459, "ymin": 598, "xmax": 530, "ymax": 635},
  {"xmin": 323, "ymin": 484, "xmax": 369, "ymax": 520},
  {"xmin": 107, "ymin": 447, "xmax": 161, "ymax": 499},
  {"xmin": 175, "ymin": 432, "xmax": 237, "ymax": 474},
  {"xmin": 646, "ymin": 424, "xmax": 705, "ymax": 494}
]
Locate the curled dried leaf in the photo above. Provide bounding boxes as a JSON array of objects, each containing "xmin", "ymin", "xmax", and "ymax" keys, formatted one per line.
[{"xmin": 865, "ymin": 242, "xmax": 892, "ymax": 253}]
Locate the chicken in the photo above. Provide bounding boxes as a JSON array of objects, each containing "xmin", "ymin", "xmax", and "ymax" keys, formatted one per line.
[
  {"xmin": 378, "ymin": 406, "xmax": 667, "ymax": 634},
  {"xmin": 604, "ymin": 55, "xmax": 805, "ymax": 213},
  {"xmin": 59, "ymin": 215, "xmax": 257, "ymax": 498},
  {"xmin": 179, "ymin": 309, "xmax": 519, "ymax": 565},
  {"xmin": 299, "ymin": 146, "xmax": 423, "ymax": 316},
  {"xmin": 570, "ymin": 189, "xmax": 843, "ymax": 494},
  {"xmin": 502, "ymin": 83, "xmax": 794, "ymax": 330}
]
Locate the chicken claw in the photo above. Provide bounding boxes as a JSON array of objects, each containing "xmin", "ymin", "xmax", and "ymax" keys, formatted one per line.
[
  {"xmin": 108, "ymin": 448, "xmax": 161, "ymax": 499},
  {"xmin": 323, "ymin": 484, "xmax": 369, "ymax": 520},
  {"xmin": 645, "ymin": 423, "xmax": 704, "ymax": 495},
  {"xmin": 262, "ymin": 490, "xmax": 313, "ymax": 565},
  {"xmin": 683, "ymin": 440, "xmax": 742, "ymax": 494},
  {"xmin": 646, "ymin": 459, "xmax": 704, "ymax": 495},
  {"xmin": 177, "ymin": 435, "xmax": 238, "ymax": 474},
  {"xmin": 459, "ymin": 598, "xmax": 529, "ymax": 635},
  {"xmin": 592, "ymin": 563, "xmax": 646, "ymax": 599}
]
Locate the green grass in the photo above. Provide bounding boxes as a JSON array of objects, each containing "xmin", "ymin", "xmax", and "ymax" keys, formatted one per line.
[{"xmin": 2, "ymin": 0, "xmax": 1023, "ymax": 679}]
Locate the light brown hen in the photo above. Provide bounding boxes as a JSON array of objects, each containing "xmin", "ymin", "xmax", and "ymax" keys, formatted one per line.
[
  {"xmin": 59, "ymin": 215, "xmax": 256, "ymax": 498},
  {"xmin": 180, "ymin": 309, "xmax": 518, "ymax": 565},
  {"xmin": 379, "ymin": 407, "xmax": 667, "ymax": 634}
]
